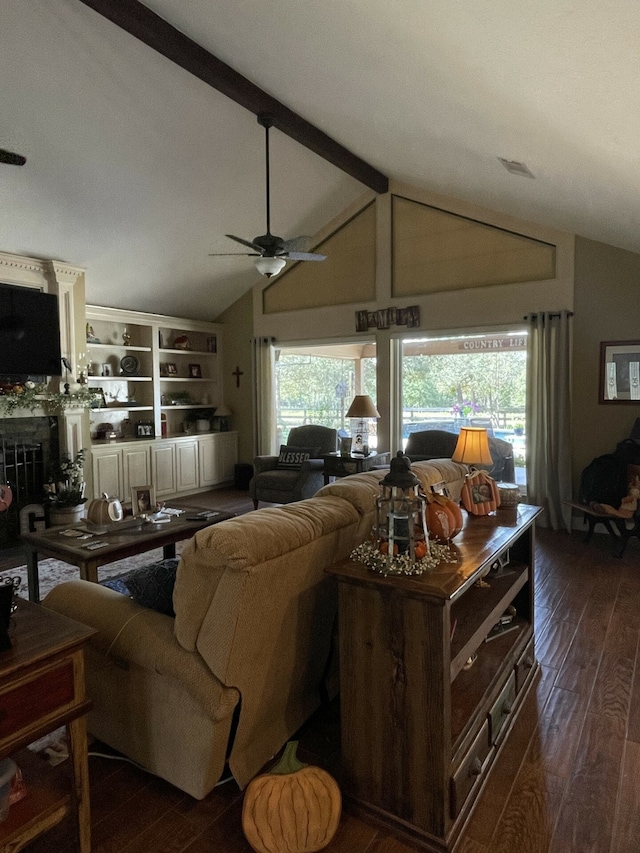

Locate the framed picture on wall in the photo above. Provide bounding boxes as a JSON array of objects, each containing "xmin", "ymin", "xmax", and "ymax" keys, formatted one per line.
[{"xmin": 599, "ymin": 340, "xmax": 640, "ymax": 403}]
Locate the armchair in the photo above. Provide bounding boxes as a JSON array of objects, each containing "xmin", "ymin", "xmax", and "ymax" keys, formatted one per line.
[
  {"xmin": 250, "ymin": 425, "xmax": 338, "ymax": 509},
  {"xmin": 405, "ymin": 428, "xmax": 515, "ymax": 482}
]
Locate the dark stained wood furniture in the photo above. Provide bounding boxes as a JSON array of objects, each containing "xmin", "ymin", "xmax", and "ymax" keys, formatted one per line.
[
  {"xmin": 565, "ymin": 500, "xmax": 640, "ymax": 557},
  {"xmin": 0, "ymin": 599, "xmax": 95, "ymax": 853},
  {"xmin": 20, "ymin": 509, "xmax": 234, "ymax": 603},
  {"xmin": 321, "ymin": 451, "xmax": 390, "ymax": 484},
  {"xmin": 326, "ymin": 504, "xmax": 542, "ymax": 852}
]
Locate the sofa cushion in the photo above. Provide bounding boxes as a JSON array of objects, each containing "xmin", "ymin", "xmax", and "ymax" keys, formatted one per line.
[
  {"xmin": 124, "ymin": 558, "xmax": 180, "ymax": 616},
  {"xmin": 276, "ymin": 445, "xmax": 320, "ymax": 469},
  {"xmin": 173, "ymin": 496, "xmax": 359, "ymax": 652}
]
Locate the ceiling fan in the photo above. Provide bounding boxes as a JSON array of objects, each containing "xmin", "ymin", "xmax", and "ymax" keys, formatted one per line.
[
  {"xmin": 0, "ymin": 149, "xmax": 26, "ymax": 166},
  {"xmin": 209, "ymin": 114, "xmax": 326, "ymax": 278}
]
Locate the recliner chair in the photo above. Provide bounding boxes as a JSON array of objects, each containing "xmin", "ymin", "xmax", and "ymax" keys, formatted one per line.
[
  {"xmin": 405, "ymin": 428, "xmax": 515, "ymax": 482},
  {"xmin": 249, "ymin": 425, "xmax": 338, "ymax": 509}
]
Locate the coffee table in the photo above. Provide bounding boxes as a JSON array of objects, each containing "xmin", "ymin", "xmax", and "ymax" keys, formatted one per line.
[{"xmin": 20, "ymin": 508, "xmax": 234, "ymax": 603}]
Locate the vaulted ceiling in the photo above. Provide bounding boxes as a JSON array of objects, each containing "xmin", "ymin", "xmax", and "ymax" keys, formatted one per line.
[{"xmin": 1, "ymin": 0, "xmax": 637, "ymax": 320}]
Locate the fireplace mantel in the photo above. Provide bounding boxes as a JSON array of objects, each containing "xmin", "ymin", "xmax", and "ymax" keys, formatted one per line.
[{"xmin": 0, "ymin": 251, "xmax": 86, "ymax": 458}]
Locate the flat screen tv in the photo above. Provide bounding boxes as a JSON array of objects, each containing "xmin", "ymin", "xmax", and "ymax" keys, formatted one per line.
[{"xmin": 0, "ymin": 283, "xmax": 62, "ymax": 378}]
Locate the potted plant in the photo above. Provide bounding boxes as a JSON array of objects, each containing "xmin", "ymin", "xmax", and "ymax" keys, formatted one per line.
[
  {"xmin": 44, "ymin": 449, "xmax": 88, "ymax": 525},
  {"xmin": 513, "ymin": 422, "xmax": 525, "ymax": 436}
]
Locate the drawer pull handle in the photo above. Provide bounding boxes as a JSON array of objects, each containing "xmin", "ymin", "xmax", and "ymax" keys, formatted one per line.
[
  {"xmin": 470, "ymin": 758, "xmax": 482, "ymax": 777},
  {"xmin": 503, "ymin": 700, "xmax": 513, "ymax": 715}
]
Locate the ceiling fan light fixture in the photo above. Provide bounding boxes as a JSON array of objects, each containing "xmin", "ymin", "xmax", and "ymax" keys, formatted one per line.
[{"xmin": 255, "ymin": 256, "xmax": 286, "ymax": 278}]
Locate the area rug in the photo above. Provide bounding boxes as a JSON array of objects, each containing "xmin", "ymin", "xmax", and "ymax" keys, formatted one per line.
[{"xmin": 6, "ymin": 543, "xmax": 187, "ymax": 601}]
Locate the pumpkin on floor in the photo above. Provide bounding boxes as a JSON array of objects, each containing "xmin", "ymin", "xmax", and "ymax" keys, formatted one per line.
[{"xmin": 241, "ymin": 740, "xmax": 341, "ymax": 853}]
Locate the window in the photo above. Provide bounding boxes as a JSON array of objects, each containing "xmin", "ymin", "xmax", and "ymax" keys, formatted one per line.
[
  {"xmin": 276, "ymin": 342, "xmax": 377, "ymax": 446},
  {"xmin": 400, "ymin": 331, "xmax": 527, "ymax": 487}
]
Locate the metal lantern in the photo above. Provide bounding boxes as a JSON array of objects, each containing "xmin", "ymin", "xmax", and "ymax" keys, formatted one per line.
[{"xmin": 375, "ymin": 451, "xmax": 429, "ymax": 563}]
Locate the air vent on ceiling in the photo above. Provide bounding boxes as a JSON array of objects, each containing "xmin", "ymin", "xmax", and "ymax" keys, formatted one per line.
[{"xmin": 498, "ymin": 158, "xmax": 534, "ymax": 179}]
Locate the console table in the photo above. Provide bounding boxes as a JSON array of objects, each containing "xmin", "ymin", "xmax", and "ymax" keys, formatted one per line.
[
  {"xmin": 0, "ymin": 600, "xmax": 95, "ymax": 853},
  {"xmin": 326, "ymin": 504, "xmax": 541, "ymax": 852}
]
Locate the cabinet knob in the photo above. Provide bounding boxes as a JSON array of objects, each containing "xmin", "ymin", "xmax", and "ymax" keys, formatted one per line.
[
  {"xmin": 470, "ymin": 757, "xmax": 482, "ymax": 777},
  {"xmin": 503, "ymin": 700, "xmax": 513, "ymax": 715},
  {"xmin": 524, "ymin": 656, "xmax": 534, "ymax": 669}
]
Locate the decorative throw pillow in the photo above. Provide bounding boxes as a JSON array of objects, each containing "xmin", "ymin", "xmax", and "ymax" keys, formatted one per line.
[
  {"xmin": 276, "ymin": 445, "xmax": 321, "ymax": 470},
  {"xmin": 123, "ymin": 558, "xmax": 180, "ymax": 616}
]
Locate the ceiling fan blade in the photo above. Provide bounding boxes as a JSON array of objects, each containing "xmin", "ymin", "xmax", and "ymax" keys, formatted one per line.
[
  {"xmin": 285, "ymin": 252, "xmax": 327, "ymax": 262},
  {"xmin": 208, "ymin": 251, "xmax": 260, "ymax": 257},
  {"xmin": 281, "ymin": 235, "xmax": 313, "ymax": 252},
  {"xmin": 226, "ymin": 234, "xmax": 263, "ymax": 252},
  {"xmin": 0, "ymin": 149, "xmax": 26, "ymax": 166}
]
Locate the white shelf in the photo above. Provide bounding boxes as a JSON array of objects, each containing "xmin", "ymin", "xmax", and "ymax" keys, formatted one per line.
[
  {"xmin": 160, "ymin": 377, "xmax": 208, "ymax": 382},
  {"xmin": 87, "ymin": 343, "xmax": 151, "ymax": 352},
  {"xmin": 89, "ymin": 376, "xmax": 153, "ymax": 382},
  {"xmin": 92, "ymin": 405, "xmax": 154, "ymax": 412},
  {"xmin": 159, "ymin": 348, "xmax": 215, "ymax": 356}
]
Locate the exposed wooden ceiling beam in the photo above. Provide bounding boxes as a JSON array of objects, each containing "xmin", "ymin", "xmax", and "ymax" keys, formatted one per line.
[{"xmin": 78, "ymin": 0, "xmax": 389, "ymax": 194}]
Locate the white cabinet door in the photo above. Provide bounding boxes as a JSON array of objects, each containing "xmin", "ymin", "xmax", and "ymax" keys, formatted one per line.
[
  {"xmin": 198, "ymin": 435, "xmax": 218, "ymax": 488},
  {"xmin": 91, "ymin": 447, "xmax": 122, "ymax": 500},
  {"xmin": 214, "ymin": 432, "xmax": 238, "ymax": 484},
  {"xmin": 175, "ymin": 440, "xmax": 199, "ymax": 493},
  {"xmin": 151, "ymin": 442, "xmax": 176, "ymax": 497},
  {"xmin": 122, "ymin": 444, "xmax": 151, "ymax": 497}
]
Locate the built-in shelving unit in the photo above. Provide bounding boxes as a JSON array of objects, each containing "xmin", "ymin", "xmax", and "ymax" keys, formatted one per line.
[{"xmin": 84, "ymin": 306, "xmax": 237, "ymax": 501}]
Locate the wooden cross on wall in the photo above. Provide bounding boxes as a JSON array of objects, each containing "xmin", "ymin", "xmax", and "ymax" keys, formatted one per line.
[{"xmin": 232, "ymin": 366, "xmax": 244, "ymax": 388}]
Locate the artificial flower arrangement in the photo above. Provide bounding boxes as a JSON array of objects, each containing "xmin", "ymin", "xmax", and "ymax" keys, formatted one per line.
[
  {"xmin": 43, "ymin": 449, "xmax": 87, "ymax": 509},
  {"xmin": 350, "ymin": 537, "xmax": 457, "ymax": 577}
]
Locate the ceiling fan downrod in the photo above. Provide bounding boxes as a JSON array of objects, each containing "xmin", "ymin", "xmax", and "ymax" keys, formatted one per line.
[{"xmin": 258, "ymin": 113, "xmax": 274, "ymax": 239}]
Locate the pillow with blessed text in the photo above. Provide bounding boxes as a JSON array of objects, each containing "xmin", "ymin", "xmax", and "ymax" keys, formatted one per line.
[{"xmin": 276, "ymin": 445, "xmax": 321, "ymax": 470}]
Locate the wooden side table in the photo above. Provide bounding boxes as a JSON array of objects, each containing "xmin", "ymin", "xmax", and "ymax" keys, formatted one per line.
[
  {"xmin": 0, "ymin": 600, "xmax": 95, "ymax": 853},
  {"xmin": 322, "ymin": 451, "xmax": 390, "ymax": 484}
]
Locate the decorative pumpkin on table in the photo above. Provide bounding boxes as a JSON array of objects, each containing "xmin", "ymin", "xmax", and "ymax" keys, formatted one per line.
[
  {"xmin": 424, "ymin": 492, "xmax": 464, "ymax": 542},
  {"xmin": 242, "ymin": 741, "xmax": 341, "ymax": 853}
]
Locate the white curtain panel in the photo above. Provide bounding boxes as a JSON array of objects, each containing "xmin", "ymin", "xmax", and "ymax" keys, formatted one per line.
[
  {"xmin": 526, "ymin": 310, "xmax": 573, "ymax": 530},
  {"xmin": 251, "ymin": 337, "xmax": 277, "ymax": 457}
]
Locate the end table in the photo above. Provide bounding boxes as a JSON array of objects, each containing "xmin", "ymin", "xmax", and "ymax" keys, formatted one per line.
[{"xmin": 322, "ymin": 451, "xmax": 390, "ymax": 484}]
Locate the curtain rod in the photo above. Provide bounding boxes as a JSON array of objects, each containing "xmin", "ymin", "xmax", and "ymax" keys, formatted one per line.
[{"xmin": 523, "ymin": 310, "xmax": 574, "ymax": 320}]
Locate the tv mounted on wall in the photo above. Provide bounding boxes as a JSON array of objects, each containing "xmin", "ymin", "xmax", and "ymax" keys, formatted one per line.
[{"xmin": 0, "ymin": 283, "xmax": 62, "ymax": 378}]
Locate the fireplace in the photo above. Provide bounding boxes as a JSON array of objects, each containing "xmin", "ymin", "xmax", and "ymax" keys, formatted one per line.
[{"xmin": 0, "ymin": 417, "xmax": 59, "ymax": 550}]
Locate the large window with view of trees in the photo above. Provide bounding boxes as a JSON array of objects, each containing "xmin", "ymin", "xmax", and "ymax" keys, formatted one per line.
[
  {"xmin": 275, "ymin": 343, "xmax": 377, "ymax": 447},
  {"xmin": 401, "ymin": 331, "xmax": 528, "ymax": 486}
]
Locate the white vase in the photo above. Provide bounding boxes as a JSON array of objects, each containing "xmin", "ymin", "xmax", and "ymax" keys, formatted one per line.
[{"xmin": 49, "ymin": 505, "xmax": 85, "ymax": 526}]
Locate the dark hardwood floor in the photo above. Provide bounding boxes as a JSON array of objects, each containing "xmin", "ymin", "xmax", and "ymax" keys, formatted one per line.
[{"xmin": 15, "ymin": 495, "xmax": 640, "ymax": 852}]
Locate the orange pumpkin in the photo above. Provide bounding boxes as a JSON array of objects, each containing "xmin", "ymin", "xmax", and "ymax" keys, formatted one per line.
[
  {"xmin": 414, "ymin": 540, "xmax": 428, "ymax": 559},
  {"xmin": 461, "ymin": 471, "xmax": 501, "ymax": 516},
  {"xmin": 242, "ymin": 741, "xmax": 341, "ymax": 853},
  {"xmin": 425, "ymin": 494, "xmax": 463, "ymax": 541}
]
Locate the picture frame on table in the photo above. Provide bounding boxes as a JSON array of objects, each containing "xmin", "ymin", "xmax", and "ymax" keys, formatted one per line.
[
  {"xmin": 131, "ymin": 484, "xmax": 155, "ymax": 516},
  {"xmin": 599, "ymin": 340, "xmax": 640, "ymax": 403}
]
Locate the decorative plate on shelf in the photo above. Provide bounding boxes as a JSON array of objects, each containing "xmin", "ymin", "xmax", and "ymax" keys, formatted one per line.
[{"xmin": 120, "ymin": 355, "xmax": 140, "ymax": 376}]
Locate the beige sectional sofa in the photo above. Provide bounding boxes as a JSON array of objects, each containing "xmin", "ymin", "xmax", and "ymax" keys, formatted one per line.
[{"xmin": 43, "ymin": 458, "xmax": 466, "ymax": 799}]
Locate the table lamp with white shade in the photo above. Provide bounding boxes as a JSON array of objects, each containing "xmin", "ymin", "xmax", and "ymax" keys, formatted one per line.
[{"xmin": 345, "ymin": 394, "xmax": 380, "ymax": 456}]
